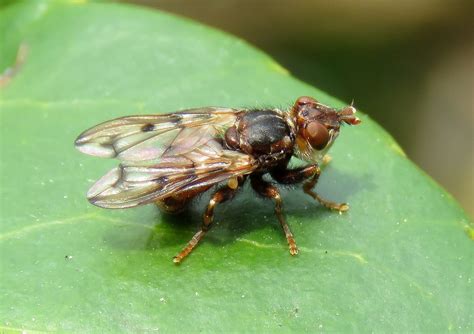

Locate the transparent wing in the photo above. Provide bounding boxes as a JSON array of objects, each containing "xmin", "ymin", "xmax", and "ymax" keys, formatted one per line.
[
  {"xmin": 86, "ymin": 135, "xmax": 256, "ymax": 208},
  {"xmin": 75, "ymin": 107, "xmax": 240, "ymax": 163},
  {"xmin": 75, "ymin": 107, "xmax": 256, "ymax": 208}
]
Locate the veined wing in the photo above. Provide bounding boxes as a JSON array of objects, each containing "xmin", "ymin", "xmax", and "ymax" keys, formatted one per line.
[
  {"xmin": 75, "ymin": 107, "xmax": 256, "ymax": 208},
  {"xmin": 86, "ymin": 134, "xmax": 256, "ymax": 208},
  {"xmin": 75, "ymin": 107, "xmax": 240, "ymax": 163}
]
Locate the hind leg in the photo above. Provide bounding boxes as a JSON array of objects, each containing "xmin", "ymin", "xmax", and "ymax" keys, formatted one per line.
[
  {"xmin": 173, "ymin": 181, "xmax": 242, "ymax": 263},
  {"xmin": 156, "ymin": 185, "xmax": 212, "ymax": 214},
  {"xmin": 156, "ymin": 196, "xmax": 191, "ymax": 214}
]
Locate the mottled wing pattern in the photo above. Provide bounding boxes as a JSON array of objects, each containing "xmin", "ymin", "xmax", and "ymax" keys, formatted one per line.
[
  {"xmin": 76, "ymin": 108, "xmax": 235, "ymax": 162},
  {"xmin": 75, "ymin": 108, "xmax": 257, "ymax": 208}
]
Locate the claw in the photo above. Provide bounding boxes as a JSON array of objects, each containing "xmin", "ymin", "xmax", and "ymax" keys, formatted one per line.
[
  {"xmin": 290, "ymin": 246, "xmax": 299, "ymax": 256},
  {"xmin": 336, "ymin": 203, "xmax": 350, "ymax": 212}
]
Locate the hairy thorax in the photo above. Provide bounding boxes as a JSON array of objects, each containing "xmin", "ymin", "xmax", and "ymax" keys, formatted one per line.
[{"xmin": 224, "ymin": 110, "xmax": 294, "ymax": 169}]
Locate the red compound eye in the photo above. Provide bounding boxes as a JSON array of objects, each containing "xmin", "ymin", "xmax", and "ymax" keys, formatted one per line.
[{"xmin": 304, "ymin": 121, "xmax": 329, "ymax": 150}]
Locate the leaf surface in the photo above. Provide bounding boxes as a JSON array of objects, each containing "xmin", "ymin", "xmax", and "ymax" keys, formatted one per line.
[{"xmin": 0, "ymin": 2, "xmax": 472, "ymax": 333}]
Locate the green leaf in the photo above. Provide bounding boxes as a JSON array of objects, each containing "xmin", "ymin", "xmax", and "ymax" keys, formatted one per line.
[{"xmin": 1, "ymin": 2, "xmax": 472, "ymax": 332}]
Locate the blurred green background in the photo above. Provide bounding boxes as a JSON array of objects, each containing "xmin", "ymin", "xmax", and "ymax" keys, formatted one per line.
[{"xmin": 120, "ymin": 0, "xmax": 473, "ymax": 216}]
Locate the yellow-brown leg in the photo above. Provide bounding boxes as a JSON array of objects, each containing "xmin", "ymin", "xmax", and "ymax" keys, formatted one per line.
[
  {"xmin": 302, "ymin": 165, "xmax": 349, "ymax": 212},
  {"xmin": 156, "ymin": 185, "xmax": 213, "ymax": 214},
  {"xmin": 173, "ymin": 185, "xmax": 239, "ymax": 263},
  {"xmin": 271, "ymin": 163, "xmax": 348, "ymax": 212},
  {"xmin": 250, "ymin": 175, "xmax": 298, "ymax": 255}
]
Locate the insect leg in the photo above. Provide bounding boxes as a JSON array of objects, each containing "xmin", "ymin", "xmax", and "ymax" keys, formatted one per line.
[
  {"xmin": 302, "ymin": 165, "xmax": 349, "ymax": 212},
  {"xmin": 272, "ymin": 164, "xmax": 349, "ymax": 211},
  {"xmin": 250, "ymin": 175, "xmax": 298, "ymax": 256},
  {"xmin": 157, "ymin": 185, "xmax": 213, "ymax": 214},
  {"xmin": 173, "ymin": 183, "xmax": 241, "ymax": 263},
  {"xmin": 271, "ymin": 164, "xmax": 318, "ymax": 184},
  {"xmin": 322, "ymin": 154, "xmax": 332, "ymax": 166}
]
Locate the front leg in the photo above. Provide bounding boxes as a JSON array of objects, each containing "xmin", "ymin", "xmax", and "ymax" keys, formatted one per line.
[{"xmin": 271, "ymin": 164, "xmax": 349, "ymax": 212}]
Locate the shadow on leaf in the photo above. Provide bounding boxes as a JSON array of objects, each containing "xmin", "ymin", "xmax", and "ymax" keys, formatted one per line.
[{"xmin": 136, "ymin": 166, "xmax": 371, "ymax": 255}]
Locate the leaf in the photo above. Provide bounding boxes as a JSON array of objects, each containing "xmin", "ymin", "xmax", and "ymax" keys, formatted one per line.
[{"xmin": 0, "ymin": 2, "xmax": 472, "ymax": 333}]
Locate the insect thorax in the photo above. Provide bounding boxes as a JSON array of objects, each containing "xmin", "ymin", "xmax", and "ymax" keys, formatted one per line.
[{"xmin": 224, "ymin": 109, "xmax": 294, "ymax": 167}]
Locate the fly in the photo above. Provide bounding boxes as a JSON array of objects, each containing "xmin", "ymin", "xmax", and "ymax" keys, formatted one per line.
[{"xmin": 75, "ymin": 96, "xmax": 361, "ymax": 263}]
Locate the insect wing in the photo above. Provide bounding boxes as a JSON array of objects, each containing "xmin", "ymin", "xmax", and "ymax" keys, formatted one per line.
[
  {"xmin": 76, "ymin": 108, "xmax": 256, "ymax": 208},
  {"xmin": 86, "ymin": 134, "xmax": 256, "ymax": 208},
  {"xmin": 75, "ymin": 107, "xmax": 239, "ymax": 163}
]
